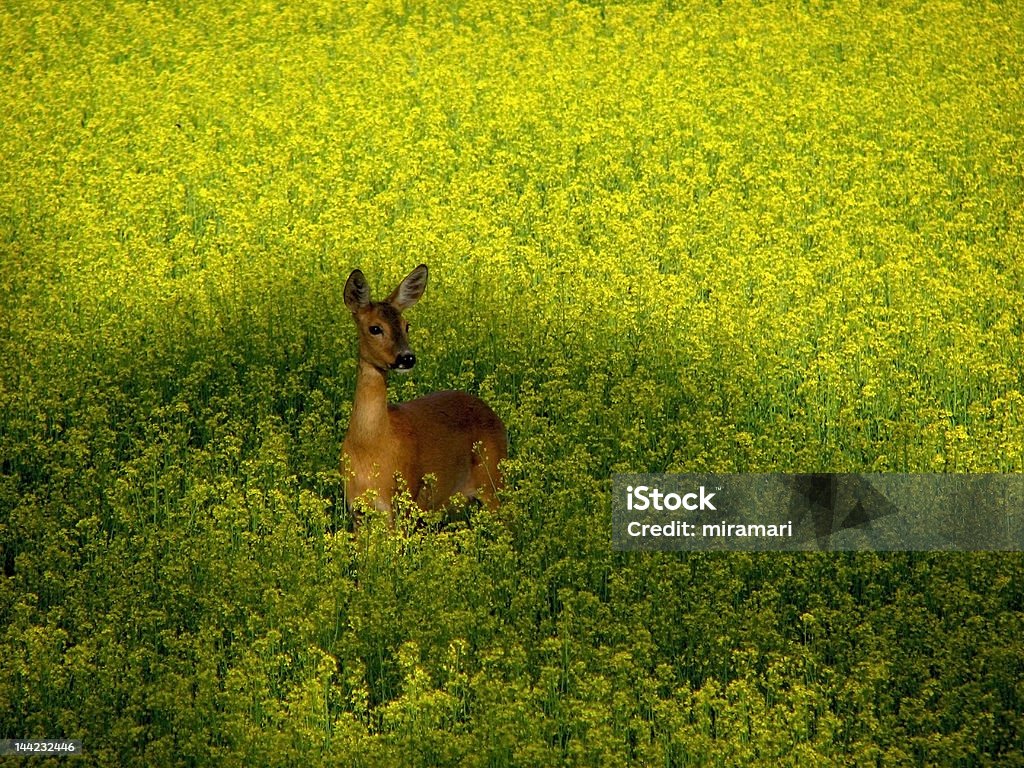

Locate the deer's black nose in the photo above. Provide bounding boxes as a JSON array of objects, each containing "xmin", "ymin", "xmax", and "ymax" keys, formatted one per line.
[{"xmin": 393, "ymin": 351, "xmax": 416, "ymax": 370}]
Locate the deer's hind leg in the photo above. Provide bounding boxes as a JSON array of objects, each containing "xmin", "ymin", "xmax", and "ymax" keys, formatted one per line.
[{"xmin": 465, "ymin": 437, "xmax": 506, "ymax": 510}]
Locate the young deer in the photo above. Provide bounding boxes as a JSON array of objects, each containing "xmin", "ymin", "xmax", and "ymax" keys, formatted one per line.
[{"xmin": 341, "ymin": 264, "xmax": 507, "ymax": 523}]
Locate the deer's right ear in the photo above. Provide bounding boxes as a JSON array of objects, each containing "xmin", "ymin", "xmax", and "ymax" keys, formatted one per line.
[
  {"xmin": 388, "ymin": 264, "xmax": 428, "ymax": 311},
  {"xmin": 344, "ymin": 269, "xmax": 371, "ymax": 312}
]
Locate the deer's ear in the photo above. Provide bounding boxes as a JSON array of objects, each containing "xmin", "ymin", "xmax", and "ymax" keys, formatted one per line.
[
  {"xmin": 344, "ymin": 269, "xmax": 371, "ymax": 312},
  {"xmin": 387, "ymin": 264, "xmax": 428, "ymax": 311}
]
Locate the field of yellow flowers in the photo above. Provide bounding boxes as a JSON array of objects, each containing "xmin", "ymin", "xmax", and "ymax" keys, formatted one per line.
[{"xmin": 2, "ymin": 0, "xmax": 1022, "ymax": 764}]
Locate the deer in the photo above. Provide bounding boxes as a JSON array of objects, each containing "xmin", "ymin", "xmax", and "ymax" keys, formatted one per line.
[{"xmin": 341, "ymin": 264, "xmax": 507, "ymax": 525}]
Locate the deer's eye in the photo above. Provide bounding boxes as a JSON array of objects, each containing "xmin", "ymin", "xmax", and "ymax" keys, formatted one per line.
[{"xmin": 369, "ymin": 325, "xmax": 383, "ymax": 335}]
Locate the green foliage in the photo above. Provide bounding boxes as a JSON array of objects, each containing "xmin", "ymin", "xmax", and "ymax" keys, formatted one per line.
[{"xmin": 2, "ymin": 0, "xmax": 1023, "ymax": 764}]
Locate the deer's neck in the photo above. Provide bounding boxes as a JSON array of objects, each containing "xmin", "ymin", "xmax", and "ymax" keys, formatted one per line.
[{"xmin": 349, "ymin": 359, "xmax": 392, "ymax": 444}]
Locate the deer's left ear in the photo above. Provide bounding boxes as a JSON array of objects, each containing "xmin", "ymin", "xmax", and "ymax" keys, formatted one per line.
[
  {"xmin": 344, "ymin": 269, "xmax": 372, "ymax": 312},
  {"xmin": 388, "ymin": 264, "xmax": 428, "ymax": 310}
]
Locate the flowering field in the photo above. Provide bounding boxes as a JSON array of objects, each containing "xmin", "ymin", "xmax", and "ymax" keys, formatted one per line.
[{"xmin": 2, "ymin": 0, "xmax": 1023, "ymax": 764}]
